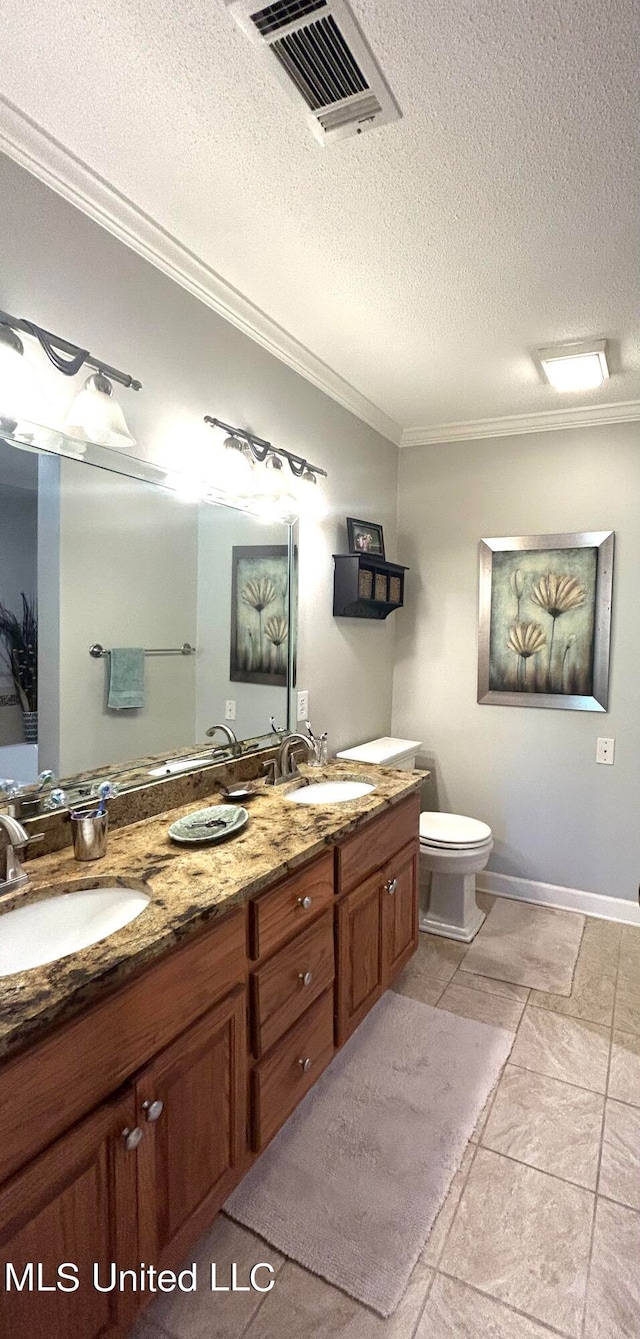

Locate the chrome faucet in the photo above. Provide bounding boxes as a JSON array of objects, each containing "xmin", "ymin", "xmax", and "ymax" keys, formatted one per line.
[
  {"xmin": 263, "ymin": 733, "xmax": 317, "ymax": 785},
  {"xmin": 0, "ymin": 812, "xmax": 40, "ymax": 893},
  {"xmin": 205, "ymin": 724, "xmax": 240, "ymax": 755}
]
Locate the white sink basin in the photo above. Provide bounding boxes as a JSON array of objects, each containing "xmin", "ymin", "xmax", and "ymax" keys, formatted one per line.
[
  {"xmin": 0, "ymin": 885, "xmax": 150, "ymax": 978},
  {"xmin": 286, "ymin": 779, "xmax": 375, "ymax": 805},
  {"xmin": 149, "ymin": 756, "xmax": 208, "ymax": 777}
]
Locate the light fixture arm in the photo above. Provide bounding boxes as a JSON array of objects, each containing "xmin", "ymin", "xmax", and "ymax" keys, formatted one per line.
[
  {"xmin": 0, "ymin": 309, "xmax": 142, "ymax": 390},
  {"xmin": 204, "ymin": 416, "xmax": 327, "ymax": 479}
]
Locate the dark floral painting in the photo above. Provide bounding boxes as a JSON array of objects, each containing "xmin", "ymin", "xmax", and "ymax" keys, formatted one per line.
[
  {"xmin": 478, "ymin": 533, "xmax": 614, "ymax": 711},
  {"xmin": 230, "ymin": 546, "xmax": 289, "ymax": 686}
]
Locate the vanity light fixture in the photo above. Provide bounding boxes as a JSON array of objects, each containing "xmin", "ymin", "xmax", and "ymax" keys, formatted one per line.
[
  {"xmin": 0, "ymin": 322, "xmax": 52, "ymax": 439},
  {"xmin": 0, "ymin": 308, "xmax": 141, "ymax": 449},
  {"xmin": 204, "ymin": 416, "xmax": 328, "ymax": 520},
  {"xmin": 537, "ymin": 339, "xmax": 609, "ymax": 392}
]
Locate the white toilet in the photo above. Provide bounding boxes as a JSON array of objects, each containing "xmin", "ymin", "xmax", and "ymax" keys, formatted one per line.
[
  {"xmin": 419, "ymin": 812, "xmax": 493, "ymax": 943},
  {"xmin": 335, "ymin": 737, "xmax": 492, "ymax": 944}
]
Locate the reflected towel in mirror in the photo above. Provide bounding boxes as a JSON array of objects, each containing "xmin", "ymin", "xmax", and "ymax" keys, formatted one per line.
[{"xmin": 107, "ymin": 647, "xmax": 145, "ymax": 710}]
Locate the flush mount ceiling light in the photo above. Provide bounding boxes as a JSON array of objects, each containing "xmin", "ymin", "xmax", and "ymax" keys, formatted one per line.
[
  {"xmin": 537, "ymin": 340, "xmax": 609, "ymax": 392},
  {"xmin": 0, "ymin": 308, "xmax": 141, "ymax": 450},
  {"xmin": 204, "ymin": 416, "xmax": 328, "ymax": 520}
]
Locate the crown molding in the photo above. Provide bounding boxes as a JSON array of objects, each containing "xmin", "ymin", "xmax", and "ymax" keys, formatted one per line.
[
  {"xmin": 401, "ymin": 399, "xmax": 640, "ymax": 447},
  {"xmin": 0, "ymin": 97, "xmax": 402, "ymax": 447}
]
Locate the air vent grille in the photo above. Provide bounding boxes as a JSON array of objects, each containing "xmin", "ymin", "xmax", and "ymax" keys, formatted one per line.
[
  {"xmin": 272, "ymin": 14, "xmax": 369, "ymax": 111},
  {"xmin": 251, "ymin": 0, "xmax": 327, "ymax": 37},
  {"xmin": 316, "ymin": 91, "xmax": 382, "ymax": 132}
]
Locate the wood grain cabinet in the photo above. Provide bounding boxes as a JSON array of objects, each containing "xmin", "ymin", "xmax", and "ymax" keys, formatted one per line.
[
  {"xmin": 0, "ymin": 1088, "xmax": 139, "ymax": 1339},
  {"xmin": 381, "ymin": 840, "xmax": 419, "ymax": 982},
  {"xmin": 136, "ymin": 987, "xmax": 247, "ymax": 1274},
  {"xmin": 336, "ymin": 870, "xmax": 384, "ymax": 1044}
]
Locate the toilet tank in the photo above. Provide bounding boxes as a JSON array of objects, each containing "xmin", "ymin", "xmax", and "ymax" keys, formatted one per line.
[{"xmin": 335, "ymin": 736, "xmax": 422, "ymax": 770}]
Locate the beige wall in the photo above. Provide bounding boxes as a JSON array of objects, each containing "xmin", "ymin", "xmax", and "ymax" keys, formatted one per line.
[
  {"xmin": 0, "ymin": 152, "xmax": 398, "ymax": 761},
  {"xmin": 393, "ymin": 422, "xmax": 640, "ymax": 905}
]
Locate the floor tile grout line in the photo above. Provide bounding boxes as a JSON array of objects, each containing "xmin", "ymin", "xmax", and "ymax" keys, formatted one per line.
[
  {"xmin": 237, "ymin": 1252, "xmax": 289, "ymax": 1337},
  {"xmin": 578, "ymin": 929, "xmax": 620, "ymax": 1339},
  {"xmin": 432, "ymin": 1266, "xmax": 578, "ymax": 1339},
  {"xmin": 474, "ymin": 1142, "xmax": 599, "ymax": 1195},
  {"xmin": 408, "ymin": 1266, "xmax": 437, "ymax": 1339},
  {"xmin": 505, "ymin": 1058, "xmax": 607, "ymax": 1098},
  {"xmin": 426, "ymin": 1140, "xmax": 481, "ymax": 1269}
]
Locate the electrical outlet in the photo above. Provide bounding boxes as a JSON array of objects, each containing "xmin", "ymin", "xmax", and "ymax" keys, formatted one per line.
[
  {"xmin": 296, "ymin": 689, "xmax": 309, "ymax": 721},
  {"xmin": 596, "ymin": 737, "xmax": 615, "ymax": 765},
  {"xmin": 225, "ymin": 699, "xmax": 236, "ymax": 721}
]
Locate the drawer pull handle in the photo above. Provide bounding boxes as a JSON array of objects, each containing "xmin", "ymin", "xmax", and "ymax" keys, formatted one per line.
[
  {"xmin": 385, "ymin": 878, "xmax": 398, "ymax": 895},
  {"xmin": 297, "ymin": 895, "xmax": 312, "ymax": 910},
  {"xmin": 142, "ymin": 1099, "xmax": 164, "ymax": 1123},
  {"xmin": 122, "ymin": 1126, "xmax": 144, "ymax": 1152},
  {"xmin": 299, "ymin": 970, "xmax": 313, "ymax": 987},
  {"xmin": 298, "ymin": 1057, "xmax": 312, "ymax": 1073}
]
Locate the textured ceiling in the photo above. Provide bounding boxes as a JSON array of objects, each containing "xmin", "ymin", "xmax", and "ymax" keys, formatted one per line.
[{"xmin": 1, "ymin": 0, "xmax": 639, "ymax": 439}]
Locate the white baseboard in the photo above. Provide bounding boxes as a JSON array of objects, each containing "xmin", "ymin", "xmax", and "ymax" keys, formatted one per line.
[{"xmin": 477, "ymin": 870, "xmax": 640, "ymax": 927}]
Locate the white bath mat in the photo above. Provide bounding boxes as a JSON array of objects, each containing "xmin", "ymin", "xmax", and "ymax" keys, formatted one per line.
[
  {"xmin": 225, "ymin": 991, "xmax": 512, "ymax": 1316},
  {"xmin": 460, "ymin": 897, "xmax": 584, "ymax": 995}
]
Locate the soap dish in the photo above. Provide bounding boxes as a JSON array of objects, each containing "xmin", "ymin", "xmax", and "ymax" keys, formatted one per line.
[{"xmin": 168, "ymin": 805, "xmax": 249, "ymax": 846}]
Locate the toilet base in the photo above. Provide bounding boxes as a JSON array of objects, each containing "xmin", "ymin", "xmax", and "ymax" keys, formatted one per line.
[{"xmin": 419, "ymin": 870, "xmax": 486, "ymax": 944}]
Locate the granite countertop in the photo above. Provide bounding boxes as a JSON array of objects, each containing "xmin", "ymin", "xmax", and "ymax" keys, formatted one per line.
[{"xmin": 0, "ymin": 761, "xmax": 426, "ymax": 1062}]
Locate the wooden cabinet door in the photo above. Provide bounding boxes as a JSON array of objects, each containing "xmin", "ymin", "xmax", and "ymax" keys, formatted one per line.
[
  {"xmin": 0, "ymin": 1088, "xmax": 138, "ymax": 1339},
  {"xmin": 336, "ymin": 870, "xmax": 383, "ymax": 1045},
  {"xmin": 136, "ymin": 986, "xmax": 247, "ymax": 1272},
  {"xmin": 381, "ymin": 839, "xmax": 419, "ymax": 984}
]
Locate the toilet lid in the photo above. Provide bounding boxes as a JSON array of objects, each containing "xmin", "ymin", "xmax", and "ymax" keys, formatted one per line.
[{"xmin": 419, "ymin": 811, "xmax": 492, "ymax": 848}]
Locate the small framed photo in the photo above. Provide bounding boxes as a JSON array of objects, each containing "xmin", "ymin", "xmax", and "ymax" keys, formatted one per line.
[{"xmin": 346, "ymin": 517, "xmax": 385, "ymax": 559}]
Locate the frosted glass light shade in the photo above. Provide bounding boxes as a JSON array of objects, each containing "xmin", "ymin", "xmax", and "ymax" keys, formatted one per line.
[
  {"xmin": 538, "ymin": 340, "xmax": 609, "ymax": 392},
  {"xmin": 294, "ymin": 469, "xmax": 328, "ymax": 518},
  {"xmin": 0, "ymin": 329, "xmax": 50, "ymax": 435},
  {"xmin": 64, "ymin": 374, "xmax": 136, "ymax": 450},
  {"xmin": 250, "ymin": 453, "xmax": 299, "ymax": 521},
  {"xmin": 215, "ymin": 436, "xmax": 255, "ymax": 494}
]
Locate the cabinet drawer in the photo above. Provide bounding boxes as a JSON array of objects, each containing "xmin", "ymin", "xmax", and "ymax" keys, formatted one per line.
[
  {"xmin": 251, "ymin": 988, "xmax": 335, "ymax": 1151},
  {"xmin": 249, "ymin": 852, "xmax": 334, "ymax": 960},
  {"xmin": 250, "ymin": 911, "xmax": 334, "ymax": 1058},
  {"xmin": 336, "ymin": 793, "xmax": 420, "ymax": 896}
]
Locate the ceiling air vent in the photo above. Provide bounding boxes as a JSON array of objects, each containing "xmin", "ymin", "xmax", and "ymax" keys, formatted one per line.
[{"xmin": 225, "ymin": 0, "xmax": 401, "ymax": 144}]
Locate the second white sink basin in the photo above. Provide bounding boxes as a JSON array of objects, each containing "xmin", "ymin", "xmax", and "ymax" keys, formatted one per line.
[
  {"xmin": 0, "ymin": 885, "xmax": 150, "ymax": 978},
  {"xmin": 286, "ymin": 779, "xmax": 375, "ymax": 805},
  {"xmin": 149, "ymin": 756, "xmax": 208, "ymax": 777}
]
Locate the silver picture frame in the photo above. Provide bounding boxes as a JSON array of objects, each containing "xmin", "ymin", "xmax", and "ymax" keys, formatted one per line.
[{"xmin": 478, "ymin": 531, "xmax": 614, "ymax": 712}]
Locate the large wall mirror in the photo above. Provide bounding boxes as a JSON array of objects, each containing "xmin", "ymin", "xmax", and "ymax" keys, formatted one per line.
[{"xmin": 0, "ymin": 435, "xmax": 296, "ymax": 803}]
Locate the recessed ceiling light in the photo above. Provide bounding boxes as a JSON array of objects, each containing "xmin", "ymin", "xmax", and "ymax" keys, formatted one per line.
[{"xmin": 536, "ymin": 340, "xmax": 609, "ymax": 392}]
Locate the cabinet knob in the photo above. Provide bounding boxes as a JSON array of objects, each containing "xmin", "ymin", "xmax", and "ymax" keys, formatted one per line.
[
  {"xmin": 299, "ymin": 970, "xmax": 313, "ymax": 987},
  {"xmin": 297, "ymin": 895, "xmax": 312, "ymax": 910},
  {"xmin": 122, "ymin": 1126, "xmax": 144, "ymax": 1152},
  {"xmin": 385, "ymin": 878, "xmax": 398, "ymax": 895},
  {"xmin": 142, "ymin": 1098, "xmax": 164, "ymax": 1123},
  {"xmin": 298, "ymin": 1057, "xmax": 312, "ymax": 1073}
]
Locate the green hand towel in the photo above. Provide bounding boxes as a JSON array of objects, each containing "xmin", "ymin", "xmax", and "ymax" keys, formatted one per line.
[{"xmin": 107, "ymin": 647, "xmax": 145, "ymax": 710}]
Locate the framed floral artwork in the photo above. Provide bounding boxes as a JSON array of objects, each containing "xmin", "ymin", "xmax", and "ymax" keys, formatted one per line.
[
  {"xmin": 230, "ymin": 545, "xmax": 289, "ymax": 687},
  {"xmin": 477, "ymin": 531, "xmax": 614, "ymax": 711}
]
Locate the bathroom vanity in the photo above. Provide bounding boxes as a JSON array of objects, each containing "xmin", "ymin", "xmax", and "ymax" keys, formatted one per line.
[{"xmin": 0, "ymin": 765, "xmax": 421, "ymax": 1339}]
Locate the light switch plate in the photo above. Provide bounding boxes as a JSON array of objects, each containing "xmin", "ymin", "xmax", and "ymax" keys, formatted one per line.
[
  {"xmin": 596, "ymin": 737, "xmax": 615, "ymax": 765},
  {"xmin": 297, "ymin": 689, "xmax": 309, "ymax": 721},
  {"xmin": 225, "ymin": 699, "xmax": 236, "ymax": 721}
]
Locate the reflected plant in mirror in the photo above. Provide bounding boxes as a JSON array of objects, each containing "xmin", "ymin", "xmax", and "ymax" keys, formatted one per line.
[{"xmin": 0, "ymin": 436, "xmax": 296, "ymax": 805}]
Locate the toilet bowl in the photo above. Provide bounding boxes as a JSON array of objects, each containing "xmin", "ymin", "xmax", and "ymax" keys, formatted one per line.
[{"xmin": 419, "ymin": 812, "xmax": 493, "ymax": 943}]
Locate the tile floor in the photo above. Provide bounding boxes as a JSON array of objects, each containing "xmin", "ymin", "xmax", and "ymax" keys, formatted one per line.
[{"xmin": 132, "ymin": 897, "xmax": 640, "ymax": 1339}]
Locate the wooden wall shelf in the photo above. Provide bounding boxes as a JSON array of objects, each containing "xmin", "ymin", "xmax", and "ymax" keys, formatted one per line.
[{"xmin": 332, "ymin": 554, "xmax": 408, "ymax": 620}]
